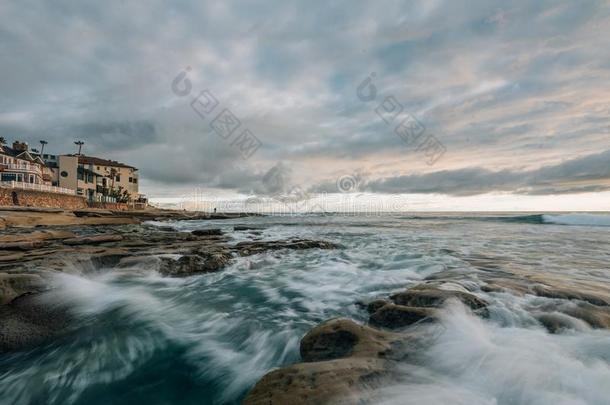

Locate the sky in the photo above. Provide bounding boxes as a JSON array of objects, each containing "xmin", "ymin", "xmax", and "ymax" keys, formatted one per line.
[{"xmin": 1, "ymin": 0, "xmax": 609, "ymax": 210}]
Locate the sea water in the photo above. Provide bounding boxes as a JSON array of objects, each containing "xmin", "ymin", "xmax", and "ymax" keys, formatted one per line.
[{"xmin": 1, "ymin": 213, "xmax": 610, "ymax": 404}]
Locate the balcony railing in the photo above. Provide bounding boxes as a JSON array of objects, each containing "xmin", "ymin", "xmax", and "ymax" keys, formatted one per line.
[
  {"xmin": 0, "ymin": 181, "xmax": 77, "ymax": 196},
  {"xmin": 0, "ymin": 163, "xmax": 42, "ymax": 175}
]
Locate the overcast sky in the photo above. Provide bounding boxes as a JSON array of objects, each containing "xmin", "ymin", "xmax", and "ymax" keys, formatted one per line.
[{"xmin": 1, "ymin": 0, "xmax": 609, "ymax": 209}]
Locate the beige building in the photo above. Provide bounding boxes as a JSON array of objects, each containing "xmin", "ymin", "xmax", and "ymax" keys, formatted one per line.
[
  {"xmin": 76, "ymin": 155, "xmax": 139, "ymax": 198},
  {"xmin": 47, "ymin": 155, "xmax": 140, "ymax": 202}
]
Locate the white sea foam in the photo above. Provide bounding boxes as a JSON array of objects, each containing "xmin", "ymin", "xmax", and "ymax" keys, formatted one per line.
[
  {"xmin": 542, "ymin": 213, "xmax": 610, "ymax": 227},
  {"xmin": 377, "ymin": 303, "xmax": 610, "ymax": 405}
]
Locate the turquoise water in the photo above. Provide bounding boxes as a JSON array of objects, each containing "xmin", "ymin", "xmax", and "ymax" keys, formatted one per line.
[{"xmin": 2, "ymin": 213, "xmax": 610, "ymax": 404}]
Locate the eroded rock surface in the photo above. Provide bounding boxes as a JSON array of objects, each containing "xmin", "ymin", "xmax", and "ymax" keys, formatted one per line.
[
  {"xmin": 390, "ymin": 287, "xmax": 487, "ymax": 311},
  {"xmin": 245, "ymin": 319, "xmax": 407, "ymax": 405}
]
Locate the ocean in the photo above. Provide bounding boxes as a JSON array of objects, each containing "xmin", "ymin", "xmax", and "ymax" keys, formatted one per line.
[{"xmin": 1, "ymin": 213, "xmax": 610, "ymax": 404}]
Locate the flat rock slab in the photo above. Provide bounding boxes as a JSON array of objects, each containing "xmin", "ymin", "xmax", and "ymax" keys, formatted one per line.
[
  {"xmin": 0, "ymin": 240, "xmax": 49, "ymax": 251},
  {"xmin": 62, "ymin": 234, "xmax": 124, "ymax": 246},
  {"xmin": 235, "ymin": 239, "xmax": 340, "ymax": 256}
]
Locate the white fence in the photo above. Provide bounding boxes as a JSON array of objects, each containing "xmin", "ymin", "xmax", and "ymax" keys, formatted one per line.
[
  {"xmin": 0, "ymin": 181, "xmax": 77, "ymax": 196},
  {"xmin": 0, "ymin": 163, "xmax": 42, "ymax": 175}
]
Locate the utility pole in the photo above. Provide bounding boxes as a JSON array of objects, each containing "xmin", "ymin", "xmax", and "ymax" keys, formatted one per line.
[{"xmin": 74, "ymin": 140, "xmax": 84, "ymax": 155}]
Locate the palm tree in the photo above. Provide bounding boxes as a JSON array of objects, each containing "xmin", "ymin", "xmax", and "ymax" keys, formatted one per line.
[{"xmin": 109, "ymin": 168, "xmax": 117, "ymax": 191}]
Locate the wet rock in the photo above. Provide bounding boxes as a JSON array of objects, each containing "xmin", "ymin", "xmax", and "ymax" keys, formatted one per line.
[
  {"xmin": 0, "ymin": 273, "xmax": 47, "ymax": 304},
  {"xmin": 0, "ymin": 293, "xmax": 74, "ymax": 353},
  {"xmin": 390, "ymin": 287, "xmax": 487, "ymax": 311},
  {"xmin": 158, "ymin": 255, "xmax": 206, "ymax": 276},
  {"xmin": 244, "ymin": 358, "xmax": 390, "ymax": 405},
  {"xmin": 532, "ymin": 284, "xmax": 610, "ymax": 307},
  {"xmin": 563, "ymin": 303, "xmax": 610, "ymax": 329},
  {"xmin": 300, "ymin": 318, "xmax": 401, "ymax": 362},
  {"xmin": 535, "ymin": 312, "xmax": 590, "ymax": 333},
  {"xmin": 90, "ymin": 252, "xmax": 131, "ymax": 269},
  {"xmin": 191, "ymin": 228, "xmax": 223, "ymax": 236},
  {"xmin": 158, "ymin": 250, "xmax": 232, "ymax": 276},
  {"xmin": 369, "ymin": 304, "xmax": 434, "ymax": 329},
  {"xmin": 366, "ymin": 299, "xmax": 390, "ymax": 314},
  {"xmin": 234, "ymin": 226, "xmax": 264, "ymax": 231},
  {"xmin": 245, "ymin": 319, "xmax": 404, "ymax": 405},
  {"xmin": 62, "ymin": 234, "xmax": 124, "ymax": 246},
  {"xmin": 235, "ymin": 239, "xmax": 340, "ymax": 256}
]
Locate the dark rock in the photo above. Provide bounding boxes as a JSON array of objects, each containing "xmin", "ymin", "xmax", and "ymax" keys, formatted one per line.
[
  {"xmin": 300, "ymin": 323, "xmax": 358, "ymax": 362},
  {"xmin": 390, "ymin": 288, "xmax": 487, "ymax": 311},
  {"xmin": 235, "ymin": 239, "xmax": 340, "ymax": 256},
  {"xmin": 191, "ymin": 228, "xmax": 223, "ymax": 236},
  {"xmin": 366, "ymin": 299, "xmax": 390, "ymax": 314},
  {"xmin": 158, "ymin": 250, "xmax": 232, "ymax": 276},
  {"xmin": 158, "ymin": 255, "xmax": 206, "ymax": 276},
  {"xmin": 234, "ymin": 226, "xmax": 264, "ymax": 231},
  {"xmin": 90, "ymin": 252, "xmax": 131, "ymax": 269},
  {"xmin": 300, "ymin": 318, "xmax": 401, "ymax": 362},
  {"xmin": 369, "ymin": 304, "xmax": 434, "ymax": 329},
  {"xmin": 0, "ymin": 294, "xmax": 74, "ymax": 353}
]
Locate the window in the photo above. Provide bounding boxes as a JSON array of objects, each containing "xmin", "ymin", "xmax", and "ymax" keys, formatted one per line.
[
  {"xmin": 60, "ymin": 171, "xmax": 68, "ymax": 178},
  {"xmin": 1, "ymin": 173, "xmax": 17, "ymax": 182},
  {"xmin": 116, "ymin": 175, "xmax": 120, "ymax": 182},
  {"xmin": 128, "ymin": 177, "xmax": 133, "ymax": 183},
  {"xmin": 133, "ymin": 178, "xmax": 138, "ymax": 184}
]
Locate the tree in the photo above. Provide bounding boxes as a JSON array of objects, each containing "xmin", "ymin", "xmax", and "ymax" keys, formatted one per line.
[
  {"xmin": 0, "ymin": 137, "xmax": 6, "ymax": 146},
  {"xmin": 109, "ymin": 168, "xmax": 117, "ymax": 190}
]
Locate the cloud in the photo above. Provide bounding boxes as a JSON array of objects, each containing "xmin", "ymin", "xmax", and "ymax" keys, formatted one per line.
[
  {"xmin": 363, "ymin": 149, "xmax": 610, "ymax": 195},
  {"xmin": 1, "ymin": 0, "xmax": 609, "ymax": 199}
]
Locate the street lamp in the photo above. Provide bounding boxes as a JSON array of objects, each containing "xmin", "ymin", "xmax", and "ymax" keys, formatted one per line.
[
  {"xmin": 74, "ymin": 141, "xmax": 84, "ymax": 155},
  {"xmin": 39, "ymin": 140, "xmax": 48, "ymax": 156}
]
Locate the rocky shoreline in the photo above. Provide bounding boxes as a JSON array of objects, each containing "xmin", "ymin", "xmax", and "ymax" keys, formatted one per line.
[
  {"xmin": 0, "ymin": 207, "xmax": 338, "ymax": 353},
  {"xmin": 2, "ymin": 208, "xmax": 610, "ymax": 404}
]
